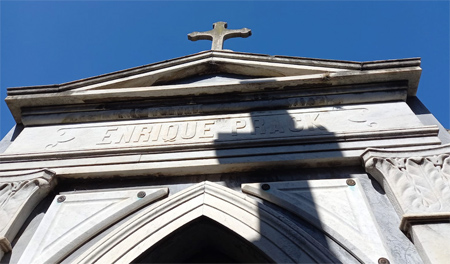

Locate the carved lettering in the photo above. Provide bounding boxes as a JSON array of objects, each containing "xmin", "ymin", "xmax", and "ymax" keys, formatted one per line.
[
  {"xmin": 269, "ymin": 119, "xmax": 284, "ymax": 134},
  {"xmin": 162, "ymin": 124, "xmax": 179, "ymax": 142},
  {"xmin": 232, "ymin": 119, "xmax": 247, "ymax": 136},
  {"xmin": 251, "ymin": 118, "xmax": 266, "ymax": 135},
  {"xmin": 151, "ymin": 124, "xmax": 162, "ymax": 142},
  {"xmin": 43, "ymin": 107, "xmax": 379, "ymax": 151},
  {"xmin": 115, "ymin": 127, "xmax": 135, "ymax": 144},
  {"xmin": 180, "ymin": 122, "xmax": 197, "ymax": 139},
  {"xmin": 97, "ymin": 128, "xmax": 118, "ymax": 145},
  {"xmin": 133, "ymin": 126, "xmax": 152, "ymax": 143},
  {"xmin": 199, "ymin": 121, "xmax": 215, "ymax": 138},
  {"xmin": 94, "ymin": 113, "xmax": 329, "ymax": 145},
  {"xmin": 40, "ymin": 107, "xmax": 381, "ymax": 151},
  {"xmin": 305, "ymin": 114, "xmax": 326, "ymax": 131},
  {"xmin": 289, "ymin": 117, "xmax": 303, "ymax": 132}
]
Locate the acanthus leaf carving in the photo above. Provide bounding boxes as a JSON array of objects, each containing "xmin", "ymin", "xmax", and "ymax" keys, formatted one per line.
[
  {"xmin": 436, "ymin": 155, "xmax": 450, "ymax": 202},
  {"xmin": 369, "ymin": 154, "xmax": 450, "ymax": 215},
  {"xmin": 404, "ymin": 157, "xmax": 441, "ymax": 211},
  {"xmin": 362, "ymin": 146, "xmax": 450, "ymax": 262}
]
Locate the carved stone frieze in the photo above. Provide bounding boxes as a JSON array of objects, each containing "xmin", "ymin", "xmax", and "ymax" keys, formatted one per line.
[
  {"xmin": 3, "ymin": 103, "xmax": 427, "ymax": 155},
  {"xmin": 362, "ymin": 145, "xmax": 450, "ymax": 232},
  {"xmin": 0, "ymin": 169, "xmax": 56, "ymax": 260}
]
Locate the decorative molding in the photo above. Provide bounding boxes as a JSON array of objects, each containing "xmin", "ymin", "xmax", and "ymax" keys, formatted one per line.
[
  {"xmin": 362, "ymin": 144, "xmax": 450, "ymax": 232},
  {"xmin": 0, "ymin": 169, "xmax": 56, "ymax": 260},
  {"xmin": 70, "ymin": 181, "xmax": 340, "ymax": 264}
]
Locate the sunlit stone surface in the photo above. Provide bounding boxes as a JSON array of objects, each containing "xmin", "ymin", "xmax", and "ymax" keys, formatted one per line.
[{"xmin": 1, "ymin": 25, "xmax": 449, "ymax": 263}]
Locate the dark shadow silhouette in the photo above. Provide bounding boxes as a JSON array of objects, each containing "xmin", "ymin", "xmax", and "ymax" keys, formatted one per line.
[
  {"xmin": 212, "ymin": 105, "xmax": 345, "ymax": 262},
  {"xmin": 134, "ymin": 216, "xmax": 273, "ymax": 263},
  {"xmin": 116, "ymin": 74, "xmax": 352, "ymax": 262},
  {"xmin": 6, "ymin": 77, "xmax": 365, "ymax": 264}
]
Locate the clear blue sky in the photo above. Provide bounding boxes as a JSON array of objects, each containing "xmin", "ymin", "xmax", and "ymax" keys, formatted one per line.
[{"xmin": 1, "ymin": 1, "xmax": 449, "ymax": 139}]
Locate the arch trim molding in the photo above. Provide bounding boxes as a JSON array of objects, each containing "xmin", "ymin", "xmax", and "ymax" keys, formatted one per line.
[{"xmin": 71, "ymin": 181, "xmax": 339, "ymax": 264}]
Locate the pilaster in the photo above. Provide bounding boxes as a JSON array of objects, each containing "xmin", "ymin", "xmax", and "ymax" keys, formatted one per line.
[
  {"xmin": 362, "ymin": 145, "xmax": 450, "ymax": 264},
  {"xmin": 0, "ymin": 169, "xmax": 56, "ymax": 260}
]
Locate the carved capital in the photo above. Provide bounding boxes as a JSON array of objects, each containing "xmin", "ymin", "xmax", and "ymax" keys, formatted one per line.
[
  {"xmin": 0, "ymin": 169, "xmax": 56, "ymax": 259},
  {"xmin": 362, "ymin": 145, "xmax": 450, "ymax": 233}
]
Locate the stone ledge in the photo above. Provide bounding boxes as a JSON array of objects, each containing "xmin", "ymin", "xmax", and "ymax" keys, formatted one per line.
[{"xmin": 400, "ymin": 213, "xmax": 450, "ymax": 233}]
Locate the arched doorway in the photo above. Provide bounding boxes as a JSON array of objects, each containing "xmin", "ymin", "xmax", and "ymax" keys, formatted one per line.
[
  {"xmin": 133, "ymin": 216, "xmax": 273, "ymax": 263},
  {"xmin": 70, "ymin": 181, "xmax": 339, "ymax": 263}
]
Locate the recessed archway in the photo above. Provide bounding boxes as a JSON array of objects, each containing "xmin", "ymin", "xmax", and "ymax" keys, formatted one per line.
[
  {"xmin": 133, "ymin": 216, "xmax": 273, "ymax": 263},
  {"xmin": 70, "ymin": 181, "xmax": 339, "ymax": 263}
]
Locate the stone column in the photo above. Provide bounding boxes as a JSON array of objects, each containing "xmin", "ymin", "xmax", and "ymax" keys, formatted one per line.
[
  {"xmin": 0, "ymin": 169, "xmax": 56, "ymax": 260},
  {"xmin": 362, "ymin": 145, "xmax": 450, "ymax": 264}
]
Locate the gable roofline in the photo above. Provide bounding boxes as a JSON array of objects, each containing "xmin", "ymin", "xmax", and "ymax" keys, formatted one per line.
[
  {"xmin": 4, "ymin": 50, "xmax": 422, "ymax": 125},
  {"xmin": 7, "ymin": 50, "xmax": 420, "ymax": 96}
]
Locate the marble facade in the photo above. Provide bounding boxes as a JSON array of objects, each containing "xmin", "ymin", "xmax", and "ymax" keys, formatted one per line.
[{"xmin": 1, "ymin": 45, "xmax": 449, "ymax": 263}]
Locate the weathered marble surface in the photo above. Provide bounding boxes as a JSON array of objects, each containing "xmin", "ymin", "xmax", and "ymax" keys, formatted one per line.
[
  {"xmin": 0, "ymin": 134, "xmax": 440, "ymax": 180},
  {"xmin": 354, "ymin": 173, "xmax": 423, "ymax": 264},
  {"xmin": 242, "ymin": 179, "xmax": 391, "ymax": 263},
  {"xmin": 363, "ymin": 145, "xmax": 450, "ymax": 230},
  {"xmin": 0, "ymin": 169, "xmax": 56, "ymax": 261},
  {"xmin": 18, "ymin": 187, "xmax": 168, "ymax": 264},
  {"xmin": 67, "ymin": 182, "xmax": 340, "ymax": 264},
  {"xmin": 0, "ymin": 47, "xmax": 441, "ymax": 264},
  {"xmin": 410, "ymin": 223, "xmax": 450, "ymax": 264},
  {"xmin": 362, "ymin": 144, "xmax": 450, "ymax": 264},
  {"xmin": 0, "ymin": 100, "xmax": 440, "ymax": 179},
  {"xmin": 3, "ymin": 102, "xmax": 429, "ymax": 154},
  {"xmin": 1, "ymin": 167, "xmax": 422, "ymax": 263}
]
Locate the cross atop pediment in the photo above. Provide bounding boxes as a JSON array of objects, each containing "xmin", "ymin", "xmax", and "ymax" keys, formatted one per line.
[{"xmin": 188, "ymin": 22, "xmax": 251, "ymax": 50}]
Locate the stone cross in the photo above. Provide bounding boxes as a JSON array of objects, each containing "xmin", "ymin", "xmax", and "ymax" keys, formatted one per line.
[{"xmin": 188, "ymin": 22, "xmax": 251, "ymax": 50}]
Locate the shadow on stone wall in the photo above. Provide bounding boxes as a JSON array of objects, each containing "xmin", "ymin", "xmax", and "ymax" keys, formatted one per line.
[{"xmin": 211, "ymin": 108, "xmax": 345, "ymax": 263}]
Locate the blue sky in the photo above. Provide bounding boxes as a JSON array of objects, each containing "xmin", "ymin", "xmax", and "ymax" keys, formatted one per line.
[{"xmin": 1, "ymin": 1, "xmax": 449, "ymax": 139}]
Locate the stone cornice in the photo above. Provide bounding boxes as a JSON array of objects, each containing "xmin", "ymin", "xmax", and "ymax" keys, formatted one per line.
[
  {"xmin": 6, "ymin": 50, "xmax": 420, "ymax": 95},
  {"xmin": 362, "ymin": 144, "xmax": 450, "ymax": 161},
  {"xmin": 5, "ymin": 50, "xmax": 421, "ymax": 125}
]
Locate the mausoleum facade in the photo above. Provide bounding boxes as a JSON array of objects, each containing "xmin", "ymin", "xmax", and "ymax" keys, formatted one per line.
[{"xmin": 1, "ymin": 23, "xmax": 449, "ymax": 263}]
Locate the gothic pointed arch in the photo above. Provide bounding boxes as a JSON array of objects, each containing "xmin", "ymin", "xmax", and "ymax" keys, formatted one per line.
[
  {"xmin": 71, "ymin": 181, "xmax": 340, "ymax": 263},
  {"xmin": 133, "ymin": 215, "xmax": 273, "ymax": 263}
]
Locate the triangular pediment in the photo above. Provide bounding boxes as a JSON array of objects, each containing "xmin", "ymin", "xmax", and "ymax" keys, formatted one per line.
[
  {"xmin": 5, "ymin": 50, "xmax": 421, "ymax": 125},
  {"xmin": 6, "ymin": 50, "xmax": 422, "ymax": 97},
  {"xmin": 171, "ymin": 73, "xmax": 255, "ymax": 85},
  {"xmin": 71, "ymin": 51, "xmax": 352, "ymax": 92}
]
